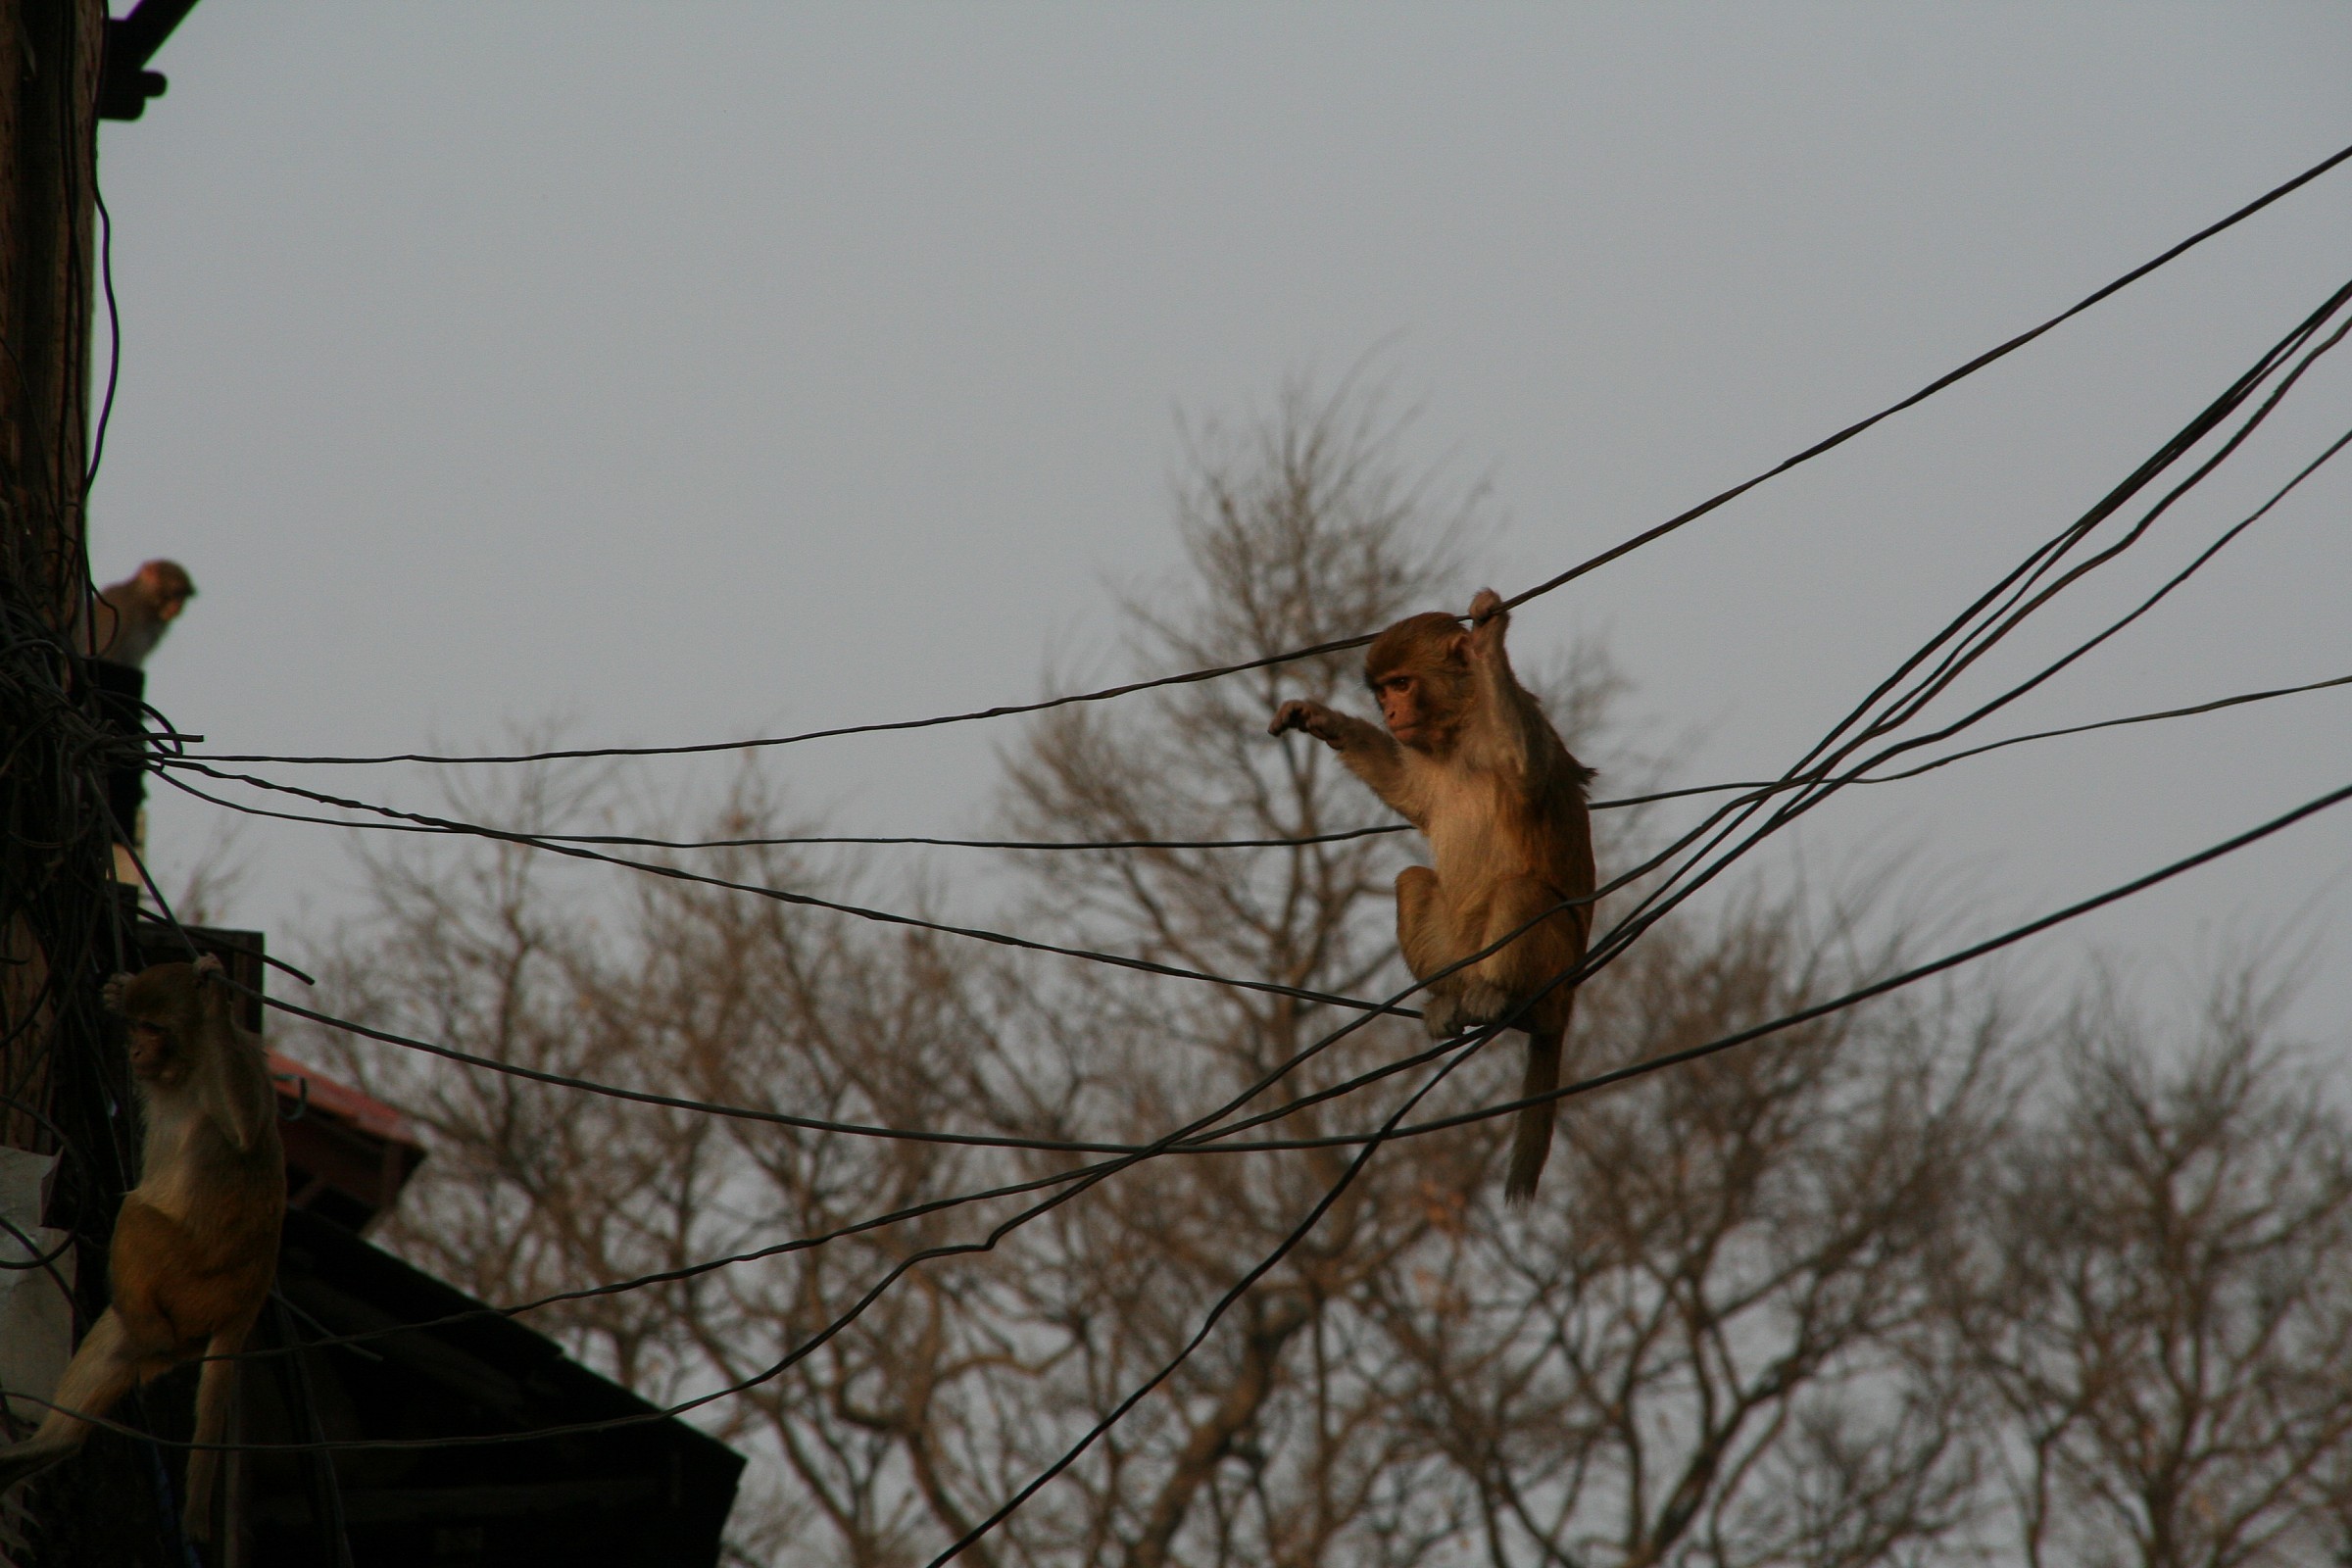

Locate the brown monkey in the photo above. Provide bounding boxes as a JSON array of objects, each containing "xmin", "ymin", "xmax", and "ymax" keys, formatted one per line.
[
  {"xmin": 1270, "ymin": 589, "xmax": 1595, "ymax": 1200},
  {"xmin": 0, "ymin": 956, "xmax": 283, "ymax": 1539},
  {"xmin": 83, "ymin": 559, "xmax": 196, "ymax": 668}
]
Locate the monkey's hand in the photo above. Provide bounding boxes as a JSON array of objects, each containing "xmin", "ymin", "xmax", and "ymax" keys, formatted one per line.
[
  {"xmin": 194, "ymin": 952, "xmax": 224, "ymax": 983},
  {"xmin": 1467, "ymin": 588, "xmax": 1508, "ymax": 642},
  {"xmin": 1268, "ymin": 699, "xmax": 1345, "ymax": 745},
  {"xmin": 100, "ymin": 972, "xmax": 133, "ymax": 1015}
]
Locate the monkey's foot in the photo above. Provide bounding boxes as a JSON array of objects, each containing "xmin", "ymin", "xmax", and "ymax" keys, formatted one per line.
[
  {"xmin": 1420, "ymin": 994, "xmax": 1464, "ymax": 1041},
  {"xmin": 0, "ymin": 1440, "xmax": 70, "ymax": 1496},
  {"xmin": 1456, "ymin": 980, "xmax": 1515, "ymax": 1030}
]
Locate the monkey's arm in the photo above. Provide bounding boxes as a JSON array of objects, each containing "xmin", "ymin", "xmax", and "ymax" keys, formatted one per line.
[
  {"xmin": 192, "ymin": 972, "xmax": 274, "ymax": 1154},
  {"xmin": 202, "ymin": 1031, "xmax": 275, "ymax": 1154},
  {"xmin": 1269, "ymin": 701, "xmax": 1423, "ymax": 819},
  {"xmin": 1464, "ymin": 590, "xmax": 1557, "ymax": 780}
]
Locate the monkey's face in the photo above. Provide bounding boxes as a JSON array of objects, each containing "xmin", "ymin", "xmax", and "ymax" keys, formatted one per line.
[
  {"xmin": 125, "ymin": 1020, "xmax": 185, "ymax": 1085},
  {"xmin": 1374, "ymin": 673, "xmax": 1455, "ymax": 751},
  {"xmin": 105, "ymin": 960, "xmax": 210, "ymax": 1086},
  {"xmin": 138, "ymin": 562, "xmax": 195, "ymax": 621},
  {"xmin": 1370, "ymin": 642, "xmax": 1469, "ymax": 753}
]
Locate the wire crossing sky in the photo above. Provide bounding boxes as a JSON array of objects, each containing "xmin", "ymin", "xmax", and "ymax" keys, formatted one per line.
[{"xmin": 73, "ymin": 10, "xmax": 2352, "ymax": 1518}]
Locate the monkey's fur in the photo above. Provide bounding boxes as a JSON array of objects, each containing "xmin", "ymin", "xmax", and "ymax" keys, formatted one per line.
[
  {"xmin": 0, "ymin": 956, "xmax": 283, "ymax": 1539},
  {"xmin": 1270, "ymin": 589, "xmax": 1595, "ymax": 1200}
]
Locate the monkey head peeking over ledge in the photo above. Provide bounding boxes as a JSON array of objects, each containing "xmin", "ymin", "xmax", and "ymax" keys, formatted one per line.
[
  {"xmin": 1269, "ymin": 588, "xmax": 1596, "ymax": 1201},
  {"xmin": 82, "ymin": 559, "xmax": 196, "ymax": 669}
]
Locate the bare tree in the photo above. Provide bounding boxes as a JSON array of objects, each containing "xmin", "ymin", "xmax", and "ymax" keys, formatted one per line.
[
  {"xmin": 948, "ymin": 384, "xmax": 1997, "ymax": 1568},
  {"xmin": 1951, "ymin": 971, "xmax": 2352, "ymax": 1568},
  {"xmin": 975, "ymin": 383, "xmax": 1505, "ymax": 1568},
  {"xmin": 1360, "ymin": 892, "xmax": 1998, "ymax": 1568},
  {"xmin": 298, "ymin": 384, "xmax": 2017, "ymax": 1567},
  {"xmin": 299, "ymin": 767, "xmax": 1045, "ymax": 1567}
]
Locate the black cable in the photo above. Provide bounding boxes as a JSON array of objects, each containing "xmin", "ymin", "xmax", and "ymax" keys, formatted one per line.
[
  {"xmin": 115, "ymin": 362, "xmax": 2352, "ymax": 1353},
  {"xmin": 91, "ymin": 355, "xmax": 2352, "ymax": 1410},
  {"xmin": 1804, "ymin": 311, "xmax": 2352, "ymax": 789},
  {"xmin": 926, "ymin": 1019, "xmax": 1492, "ymax": 1565},
  {"xmin": 150, "ymin": 664, "xmax": 2352, "ymax": 860},
  {"xmin": 1537, "ymin": 292, "xmax": 2352, "ymax": 1030},
  {"xmin": 1864, "ymin": 670, "xmax": 2352, "ymax": 781},
  {"xmin": 885, "ymin": 349, "xmax": 2352, "ymax": 1553},
  {"xmin": 270, "ymin": 1298, "xmax": 358, "ymax": 1568},
  {"xmin": 85, "ymin": 182, "xmax": 120, "ymax": 490},
  {"xmin": 152, "ymin": 760, "xmax": 1424, "ymax": 1023},
  {"xmin": 33, "ymin": 764, "xmax": 2352, "ymax": 1454},
  {"xmin": 175, "ymin": 137, "xmax": 2352, "ymax": 772},
  {"xmin": 1296, "ymin": 774, "xmax": 2352, "ymax": 1151},
  {"xmin": 147, "ymin": 775, "xmax": 1415, "ymax": 856},
  {"xmin": 128, "ymin": 387, "xmax": 2352, "ymax": 1191},
  {"xmin": 151, "ymin": 320, "xmax": 2352, "ymax": 1051},
  {"xmin": 1193, "ymin": 311, "xmax": 2352, "ymax": 1181},
  {"xmin": 60, "ymin": 181, "xmax": 2352, "ymax": 1473}
]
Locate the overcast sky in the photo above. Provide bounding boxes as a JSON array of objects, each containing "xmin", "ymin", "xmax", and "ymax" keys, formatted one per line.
[{"xmin": 93, "ymin": 6, "xmax": 2352, "ymax": 1050}]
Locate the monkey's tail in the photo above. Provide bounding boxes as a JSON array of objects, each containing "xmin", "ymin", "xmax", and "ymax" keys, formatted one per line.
[{"xmin": 1503, "ymin": 1030, "xmax": 1561, "ymax": 1204}]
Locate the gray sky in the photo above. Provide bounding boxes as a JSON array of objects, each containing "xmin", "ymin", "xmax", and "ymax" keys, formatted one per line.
[{"xmin": 95, "ymin": 6, "xmax": 2352, "ymax": 1048}]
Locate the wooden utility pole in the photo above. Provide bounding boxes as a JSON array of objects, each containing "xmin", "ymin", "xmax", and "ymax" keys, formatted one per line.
[
  {"xmin": 0, "ymin": 5, "xmax": 191, "ymax": 1563},
  {"xmin": 1, "ymin": 0, "xmax": 108, "ymax": 1185},
  {"xmin": 0, "ymin": 0, "xmax": 109, "ymax": 1170},
  {"xmin": 0, "ymin": 0, "xmax": 101, "ymax": 612}
]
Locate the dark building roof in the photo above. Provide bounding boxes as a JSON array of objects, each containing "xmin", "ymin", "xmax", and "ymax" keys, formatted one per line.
[
  {"xmin": 244, "ymin": 1209, "xmax": 744, "ymax": 1567},
  {"xmin": 76, "ymin": 922, "xmax": 751, "ymax": 1565},
  {"xmin": 270, "ymin": 1052, "xmax": 427, "ymax": 1235}
]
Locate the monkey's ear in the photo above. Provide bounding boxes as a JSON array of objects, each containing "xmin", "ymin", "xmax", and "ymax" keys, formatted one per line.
[{"xmin": 100, "ymin": 974, "xmax": 133, "ymax": 1014}]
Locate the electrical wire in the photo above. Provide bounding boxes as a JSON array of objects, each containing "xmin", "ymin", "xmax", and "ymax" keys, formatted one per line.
[
  {"xmin": 110, "ymin": 355, "xmax": 2352, "ymax": 1259},
  {"xmin": 29, "ymin": 764, "xmax": 2352, "ymax": 1453},
  {"xmin": 1528, "ymin": 288, "xmax": 2352, "ymax": 1031},
  {"xmin": 173, "ymin": 136, "xmax": 2352, "ymax": 772},
  {"xmin": 149, "ymin": 665, "xmax": 2352, "ymax": 859},
  {"xmin": 31, "ymin": 133, "xmax": 2350, "ymax": 1500},
  {"xmin": 124, "ymin": 362, "xmax": 2352, "ymax": 1369},
  {"xmin": 86, "ymin": 190, "xmax": 2352, "ymax": 1403},
  {"xmin": 918, "ymin": 768, "xmax": 2352, "ymax": 1563},
  {"xmin": 153, "ymin": 760, "xmax": 1424, "ymax": 1023},
  {"xmin": 86, "ymin": 382, "xmax": 2352, "ymax": 1463},
  {"xmin": 85, "ymin": 184, "xmax": 120, "ymax": 491},
  {"xmin": 112, "ymin": 318, "xmax": 2352, "ymax": 1211},
  {"xmin": 140, "ymin": 335, "xmax": 2352, "ymax": 1060},
  {"xmin": 926, "ymin": 1013, "xmax": 1492, "ymax": 1565}
]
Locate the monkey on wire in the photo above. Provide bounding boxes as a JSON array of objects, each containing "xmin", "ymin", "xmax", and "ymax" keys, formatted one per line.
[
  {"xmin": 81, "ymin": 558, "xmax": 195, "ymax": 669},
  {"xmin": 0, "ymin": 956, "xmax": 284, "ymax": 1541},
  {"xmin": 1270, "ymin": 588, "xmax": 1596, "ymax": 1200}
]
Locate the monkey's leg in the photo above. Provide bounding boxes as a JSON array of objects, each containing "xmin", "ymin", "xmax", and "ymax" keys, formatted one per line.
[
  {"xmin": 0, "ymin": 1310, "xmax": 141, "ymax": 1493},
  {"xmin": 182, "ymin": 1313, "xmax": 258, "ymax": 1543},
  {"xmin": 1396, "ymin": 867, "xmax": 1472, "ymax": 1039},
  {"xmin": 1459, "ymin": 877, "xmax": 1587, "ymax": 1030}
]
